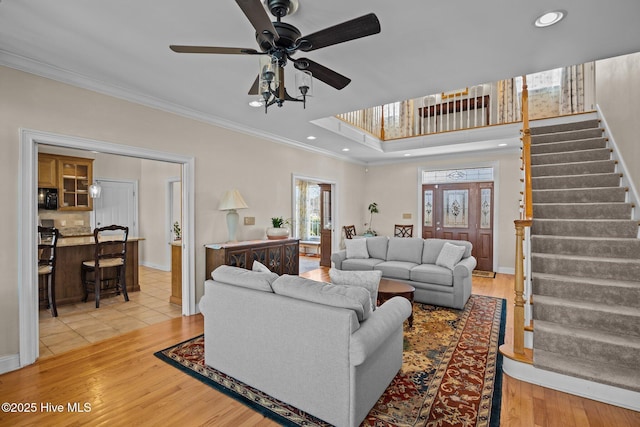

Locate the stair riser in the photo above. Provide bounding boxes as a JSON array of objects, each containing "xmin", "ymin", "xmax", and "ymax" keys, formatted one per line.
[
  {"xmin": 534, "ymin": 326, "xmax": 640, "ymax": 368},
  {"xmin": 532, "ymin": 188, "xmax": 627, "ymax": 203},
  {"xmin": 530, "ymin": 119, "xmax": 600, "ymax": 135},
  {"xmin": 531, "ymin": 160, "xmax": 616, "ymax": 177},
  {"xmin": 533, "ymin": 203, "xmax": 632, "ymax": 219},
  {"xmin": 531, "ymin": 149, "xmax": 611, "ymax": 166},
  {"xmin": 533, "ymin": 303, "xmax": 640, "ymax": 338},
  {"xmin": 532, "ymin": 276, "xmax": 640, "ymax": 308},
  {"xmin": 530, "ymin": 138, "xmax": 607, "ymax": 155},
  {"xmin": 531, "ymin": 128, "xmax": 603, "ymax": 144},
  {"xmin": 532, "ymin": 220, "xmax": 639, "ymax": 238},
  {"xmin": 532, "ymin": 173, "xmax": 621, "ymax": 189},
  {"xmin": 531, "ymin": 237, "xmax": 640, "ymax": 259},
  {"xmin": 532, "ymin": 255, "xmax": 640, "ymax": 282}
]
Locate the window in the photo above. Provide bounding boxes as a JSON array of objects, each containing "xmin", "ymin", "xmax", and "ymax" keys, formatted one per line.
[
  {"xmin": 422, "ymin": 167, "xmax": 494, "ymax": 184},
  {"xmin": 294, "ymin": 180, "xmax": 320, "ymax": 241}
]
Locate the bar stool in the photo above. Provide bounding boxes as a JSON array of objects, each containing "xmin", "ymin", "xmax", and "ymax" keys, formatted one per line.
[
  {"xmin": 38, "ymin": 226, "xmax": 59, "ymax": 317},
  {"xmin": 81, "ymin": 225, "xmax": 129, "ymax": 308}
]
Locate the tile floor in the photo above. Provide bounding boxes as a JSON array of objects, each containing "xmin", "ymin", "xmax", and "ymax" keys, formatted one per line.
[{"xmin": 39, "ymin": 265, "xmax": 181, "ymax": 358}]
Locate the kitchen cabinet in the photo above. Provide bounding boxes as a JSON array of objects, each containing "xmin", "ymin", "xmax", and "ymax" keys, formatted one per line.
[
  {"xmin": 37, "ymin": 153, "xmax": 58, "ymax": 188},
  {"xmin": 59, "ymin": 156, "xmax": 93, "ymax": 211},
  {"xmin": 37, "ymin": 153, "xmax": 94, "ymax": 211},
  {"xmin": 205, "ymin": 239, "xmax": 299, "ymax": 278}
]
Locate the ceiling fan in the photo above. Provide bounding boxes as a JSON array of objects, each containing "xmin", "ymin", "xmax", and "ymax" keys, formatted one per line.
[{"xmin": 170, "ymin": 0, "xmax": 381, "ymax": 112}]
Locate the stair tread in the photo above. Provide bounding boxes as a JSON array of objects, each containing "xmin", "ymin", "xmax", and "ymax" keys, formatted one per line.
[
  {"xmin": 534, "ymin": 349, "xmax": 640, "ymax": 393},
  {"xmin": 532, "ymin": 235, "xmax": 640, "ymax": 243},
  {"xmin": 531, "ymin": 159, "xmax": 614, "ymax": 167},
  {"xmin": 535, "ymin": 320, "xmax": 640, "ymax": 348},
  {"xmin": 534, "ymin": 294, "xmax": 640, "ymax": 316},
  {"xmin": 533, "ymin": 202, "xmax": 631, "ymax": 206},
  {"xmin": 532, "ymin": 186, "xmax": 624, "ymax": 192},
  {"xmin": 531, "ymin": 147, "xmax": 610, "ymax": 157},
  {"xmin": 532, "ymin": 272, "xmax": 640, "ymax": 288},
  {"xmin": 532, "ymin": 252, "xmax": 640, "ymax": 264}
]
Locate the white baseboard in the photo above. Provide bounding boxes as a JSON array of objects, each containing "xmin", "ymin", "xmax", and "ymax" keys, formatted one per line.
[
  {"xmin": 0, "ymin": 353, "xmax": 21, "ymax": 375},
  {"xmin": 497, "ymin": 266, "xmax": 515, "ymax": 275},
  {"xmin": 503, "ymin": 357, "xmax": 640, "ymax": 411},
  {"xmin": 140, "ymin": 261, "xmax": 170, "ymax": 272}
]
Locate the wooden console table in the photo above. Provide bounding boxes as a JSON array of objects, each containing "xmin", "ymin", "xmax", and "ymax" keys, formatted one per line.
[{"xmin": 205, "ymin": 239, "xmax": 299, "ymax": 278}]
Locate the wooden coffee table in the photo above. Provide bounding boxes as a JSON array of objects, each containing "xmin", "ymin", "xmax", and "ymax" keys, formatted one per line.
[{"xmin": 377, "ymin": 278, "xmax": 415, "ymax": 328}]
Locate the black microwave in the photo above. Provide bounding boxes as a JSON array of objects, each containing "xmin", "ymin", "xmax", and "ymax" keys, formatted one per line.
[{"xmin": 38, "ymin": 188, "xmax": 58, "ymax": 210}]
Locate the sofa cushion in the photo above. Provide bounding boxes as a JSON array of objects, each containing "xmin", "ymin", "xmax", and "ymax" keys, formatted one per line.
[
  {"xmin": 366, "ymin": 236, "xmax": 389, "ymax": 260},
  {"xmin": 211, "ymin": 265, "xmax": 278, "ymax": 292},
  {"xmin": 345, "ymin": 238, "xmax": 369, "ymax": 259},
  {"xmin": 342, "ymin": 258, "xmax": 384, "ymax": 271},
  {"xmin": 386, "ymin": 237, "xmax": 424, "ymax": 264},
  {"xmin": 410, "ymin": 264, "xmax": 454, "ymax": 286},
  {"xmin": 436, "ymin": 242, "xmax": 467, "ymax": 270},
  {"xmin": 374, "ymin": 261, "xmax": 418, "ymax": 280},
  {"xmin": 252, "ymin": 260, "xmax": 270, "ymax": 273},
  {"xmin": 423, "ymin": 239, "xmax": 472, "ymax": 264},
  {"xmin": 329, "ymin": 268, "xmax": 382, "ymax": 312},
  {"xmin": 272, "ymin": 274, "xmax": 372, "ymax": 321}
]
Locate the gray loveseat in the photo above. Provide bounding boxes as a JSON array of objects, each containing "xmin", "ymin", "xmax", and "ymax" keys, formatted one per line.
[
  {"xmin": 331, "ymin": 237, "xmax": 477, "ymax": 309},
  {"xmin": 199, "ymin": 265, "xmax": 411, "ymax": 427}
]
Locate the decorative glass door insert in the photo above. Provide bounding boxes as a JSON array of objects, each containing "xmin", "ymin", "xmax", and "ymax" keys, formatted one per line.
[{"xmin": 442, "ymin": 189, "xmax": 469, "ymax": 228}]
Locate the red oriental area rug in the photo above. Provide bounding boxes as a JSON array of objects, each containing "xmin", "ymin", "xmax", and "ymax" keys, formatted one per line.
[{"xmin": 155, "ymin": 294, "xmax": 505, "ymax": 427}]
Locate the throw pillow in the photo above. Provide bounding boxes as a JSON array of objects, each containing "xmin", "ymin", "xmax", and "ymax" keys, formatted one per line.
[
  {"xmin": 435, "ymin": 242, "xmax": 466, "ymax": 270},
  {"xmin": 345, "ymin": 238, "xmax": 369, "ymax": 259},
  {"xmin": 252, "ymin": 260, "xmax": 271, "ymax": 273},
  {"xmin": 329, "ymin": 268, "xmax": 382, "ymax": 311}
]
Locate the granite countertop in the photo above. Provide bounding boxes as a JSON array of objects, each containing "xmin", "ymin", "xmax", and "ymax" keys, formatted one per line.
[{"xmin": 58, "ymin": 236, "xmax": 145, "ymax": 247}]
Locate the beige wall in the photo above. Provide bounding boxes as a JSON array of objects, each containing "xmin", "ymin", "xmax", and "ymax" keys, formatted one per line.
[
  {"xmin": 596, "ymin": 52, "xmax": 640, "ymax": 193},
  {"xmin": 362, "ymin": 153, "xmax": 522, "ymax": 272},
  {"xmin": 0, "ymin": 66, "xmax": 366, "ymax": 358}
]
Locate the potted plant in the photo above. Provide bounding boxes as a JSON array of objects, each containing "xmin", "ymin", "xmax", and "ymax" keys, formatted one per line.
[
  {"xmin": 173, "ymin": 221, "xmax": 181, "ymax": 240},
  {"xmin": 364, "ymin": 202, "xmax": 379, "ymax": 236},
  {"xmin": 267, "ymin": 216, "xmax": 291, "ymax": 240}
]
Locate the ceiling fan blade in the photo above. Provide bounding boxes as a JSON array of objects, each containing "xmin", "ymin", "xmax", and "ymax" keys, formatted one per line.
[
  {"xmin": 170, "ymin": 45, "xmax": 259, "ymax": 55},
  {"xmin": 248, "ymin": 75, "xmax": 259, "ymax": 95},
  {"xmin": 293, "ymin": 58, "xmax": 351, "ymax": 90},
  {"xmin": 235, "ymin": 0, "xmax": 279, "ymax": 43},
  {"xmin": 297, "ymin": 13, "xmax": 380, "ymax": 52}
]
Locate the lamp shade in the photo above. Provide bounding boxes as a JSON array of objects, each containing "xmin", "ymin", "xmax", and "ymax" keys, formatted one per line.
[{"xmin": 218, "ymin": 189, "xmax": 248, "ymax": 211}]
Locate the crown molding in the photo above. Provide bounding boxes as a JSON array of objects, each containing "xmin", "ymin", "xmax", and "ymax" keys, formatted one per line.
[{"xmin": 0, "ymin": 50, "xmax": 361, "ymax": 165}]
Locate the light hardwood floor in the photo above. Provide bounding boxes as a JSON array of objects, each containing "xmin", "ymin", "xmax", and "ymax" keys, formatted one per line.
[{"xmin": 2, "ymin": 269, "xmax": 639, "ymax": 426}]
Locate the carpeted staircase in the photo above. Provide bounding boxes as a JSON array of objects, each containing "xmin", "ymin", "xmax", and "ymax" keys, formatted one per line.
[{"xmin": 529, "ymin": 118, "xmax": 640, "ymax": 392}]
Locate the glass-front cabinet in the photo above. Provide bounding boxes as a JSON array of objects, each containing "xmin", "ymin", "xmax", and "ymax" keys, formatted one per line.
[{"xmin": 59, "ymin": 158, "xmax": 93, "ymax": 211}]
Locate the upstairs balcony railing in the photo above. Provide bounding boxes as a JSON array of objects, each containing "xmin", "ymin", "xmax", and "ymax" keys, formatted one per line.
[{"xmin": 336, "ymin": 63, "xmax": 594, "ymax": 140}]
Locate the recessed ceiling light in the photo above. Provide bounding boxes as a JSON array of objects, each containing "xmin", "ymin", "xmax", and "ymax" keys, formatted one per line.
[
  {"xmin": 249, "ymin": 100, "xmax": 263, "ymax": 107},
  {"xmin": 342, "ymin": 148, "xmax": 350, "ymax": 152},
  {"xmin": 534, "ymin": 10, "xmax": 566, "ymax": 28},
  {"xmin": 307, "ymin": 136, "xmax": 316, "ymax": 140},
  {"xmin": 404, "ymin": 153, "xmax": 412, "ymax": 157},
  {"xmin": 498, "ymin": 143, "xmax": 508, "ymax": 147}
]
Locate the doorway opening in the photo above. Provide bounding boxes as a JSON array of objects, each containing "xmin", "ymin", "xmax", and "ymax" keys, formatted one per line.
[
  {"xmin": 292, "ymin": 175, "xmax": 337, "ymax": 273},
  {"xmin": 19, "ymin": 129, "xmax": 195, "ymax": 369}
]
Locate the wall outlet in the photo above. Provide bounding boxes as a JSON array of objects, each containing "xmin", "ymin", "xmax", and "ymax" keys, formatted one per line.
[
  {"xmin": 60, "ymin": 220, "xmax": 66, "ymax": 226},
  {"xmin": 402, "ymin": 213, "xmax": 412, "ymax": 219},
  {"xmin": 244, "ymin": 216, "xmax": 255, "ymax": 225}
]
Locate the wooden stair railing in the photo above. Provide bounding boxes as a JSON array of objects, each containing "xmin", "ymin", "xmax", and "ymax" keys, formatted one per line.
[{"xmin": 500, "ymin": 76, "xmax": 533, "ymax": 362}]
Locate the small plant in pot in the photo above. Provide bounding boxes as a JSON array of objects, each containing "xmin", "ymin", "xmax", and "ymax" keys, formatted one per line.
[
  {"xmin": 267, "ymin": 217, "xmax": 291, "ymax": 240},
  {"xmin": 364, "ymin": 202, "xmax": 379, "ymax": 236}
]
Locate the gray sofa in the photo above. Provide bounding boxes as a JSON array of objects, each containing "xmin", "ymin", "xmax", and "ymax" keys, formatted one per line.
[
  {"xmin": 199, "ymin": 265, "xmax": 412, "ymax": 427},
  {"xmin": 331, "ymin": 237, "xmax": 477, "ymax": 309}
]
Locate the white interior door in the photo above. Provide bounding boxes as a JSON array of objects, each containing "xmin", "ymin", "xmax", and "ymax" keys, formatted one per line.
[{"xmin": 93, "ymin": 179, "xmax": 138, "ymax": 235}]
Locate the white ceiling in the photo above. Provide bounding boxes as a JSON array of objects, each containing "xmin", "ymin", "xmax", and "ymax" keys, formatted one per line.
[{"xmin": 1, "ymin": 0, "xmax": 640, "ymax": 164}]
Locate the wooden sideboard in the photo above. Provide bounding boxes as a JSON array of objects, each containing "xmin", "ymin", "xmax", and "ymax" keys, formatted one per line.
[{"xmin": 205, "ymin": 239, "xmax": 299, "ymax": 278}]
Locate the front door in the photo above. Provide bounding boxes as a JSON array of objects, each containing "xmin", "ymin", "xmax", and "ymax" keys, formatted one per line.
[{"xmin": 422, "ymin": 182, "xmax": 494, "ymax": 271}]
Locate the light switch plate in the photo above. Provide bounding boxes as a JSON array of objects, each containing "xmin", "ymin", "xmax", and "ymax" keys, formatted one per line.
[{"xmin": 244, "ymin": 216, "xmax": 255, "ymax": 225}]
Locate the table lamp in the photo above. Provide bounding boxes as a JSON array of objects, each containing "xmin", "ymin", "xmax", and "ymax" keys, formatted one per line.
[{"xmin": 218, "ymin": 189, "xmax": 248, "ymax": 242}]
